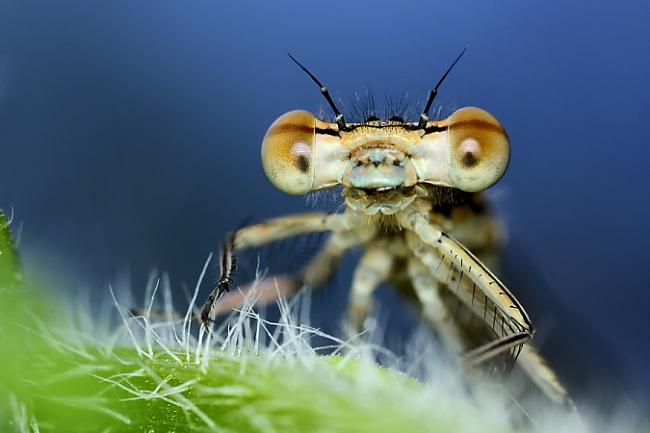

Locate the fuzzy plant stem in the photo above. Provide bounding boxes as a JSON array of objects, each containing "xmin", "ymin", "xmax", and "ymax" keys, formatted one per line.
[{"xmin": 0, "ymin": 211, "xmax": 524, "ymax": 433}]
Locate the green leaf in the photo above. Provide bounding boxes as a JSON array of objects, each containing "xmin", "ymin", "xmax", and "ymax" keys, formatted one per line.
[{"xmin": 0, "ymin": 210, "xmax": 21, "ymax": 290}]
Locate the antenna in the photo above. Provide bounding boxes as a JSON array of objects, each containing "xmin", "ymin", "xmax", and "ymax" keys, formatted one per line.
[
  {"xmin": 287, "ymin": 52, "xmax": 348, "ymax": 132},
  {"xmin": 417, "ymin": 47, "xmax": 467, "ymax": 129}
]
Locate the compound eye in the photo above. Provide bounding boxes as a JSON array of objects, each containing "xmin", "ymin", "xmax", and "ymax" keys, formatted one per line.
[
  {"xmin": 447, "ymin": 107, "xmax": 510, "ymax": 192},
  {"xmin": 261, "ymin": 110, "xmax": 316, "ymax": 195}
]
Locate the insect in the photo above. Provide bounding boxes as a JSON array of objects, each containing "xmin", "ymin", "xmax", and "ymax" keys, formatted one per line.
[{"xmin": 199, "ymin": 50, "xmax": 573, "ymax": 409}]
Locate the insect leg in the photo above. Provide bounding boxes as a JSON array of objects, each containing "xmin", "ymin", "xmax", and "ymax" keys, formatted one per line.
[
  {"xmin": 462, "ymin": 331, "xmax": 532, "ymax": 365},
  {"xmin": 302, "ymin": 227, "xmax": 376, "ymax": 289},
  {"xmin": 407, "ymin": 256, "xmax": 466, "ymax": 354},
  {"xmin": 434, "ymin": 232, "xmax": 573, "ymax": 407},
  {"xmin": 200, "ymin": 212, "xmax": 365, "ymax": 325},
  {"xmin": 200, "ymin": 233, "xmax": 237, "ymax": 324},
  {"xmin": 399, "ymin": 211, "xmax": 533, "ymax": 338},
  {"xmin": 203, "ymin": 275, "xmax": 300, "ymax": 317},
  {"xmin": 346, "ymin": 245, "xmax": 394, "ymax": 334},
  {"xmin": 206, "ymin": 228, "xmax": 374, "ymax": 319},
  {"xmin": 234, "ymin": 212, "xmax": 356, "ymax": 250},
  {"xmin": 517, "ymin": 345, "xmax": 572, "ymax": 407},
  {"xmin": 405, "ymin": 227, "xmax": 533, "ymax": 362},
  {"xmin": 130, "ymin": 275, "xmax": 299, "ymax": 322},
  {"xmin": 405, "ymin": 231, "xmax": 530, "ymax": 358},
  {"xmin": 401, "ymin": 212, "xmax": 571, "ymax": 406}
]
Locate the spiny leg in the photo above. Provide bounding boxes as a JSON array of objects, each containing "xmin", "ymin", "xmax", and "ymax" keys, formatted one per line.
[
  {"xmin": 404, "ymin": 231, "xmax": 529, "ymax": 341},
  {"xmin": 400, "ymin": 210, "xmax": 571, "ymax": 406},
  {"xmin": 200, "ymin": 233, "xmax": 237, "ymax": 324},
  {"xmin": 462, "ymin": 332, "xmax": 532, "ymax": 366},
  {"xmin": 407, "ymin": 256, "xmax": 465, "ymax": 355},
  {"xmin": 346, "ymin": 245, "xmax": 394, "ymax": 334},
  {"xmin": 134, "ymin": 213, "xmax": 346, "ymax": 322},
  {"xmin": 400, "ymin": 211, "xmax": 532, "ymax": 346},
  {"xmin": 131, "ymin": 275, "xmax": 299, "ymax": 323},
  {"xmin": 199, "ymin": 212, "xmax": 365, "ymax": 325},
  {"xmin": 434, "ymin": 233, "xmax": 565, "ymax": 379},
  {"xmin": 204, "ymin": 227, "xmax": 376, "ymax": 320},
  {"xmin": 406, "ymin": 230, "xmax": 532, "ymax": 362},
  {"xmin": 206, "ymin": 275, "xmax": 300, "ymax": 316}
]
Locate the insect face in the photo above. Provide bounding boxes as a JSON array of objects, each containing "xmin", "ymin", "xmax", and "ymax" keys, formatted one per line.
[
  {"xmin": 261, "ymin": 107, "xmax": 510, "ymax": 201},
  {"xmin": 342, "ymin": 125, "xmax": 419, "ymax": 191}
]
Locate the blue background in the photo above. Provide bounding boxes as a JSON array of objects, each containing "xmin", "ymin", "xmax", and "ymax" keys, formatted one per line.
[{"xmin": 1, "ymin": 1, "xmax": 648, "ymax": 402}]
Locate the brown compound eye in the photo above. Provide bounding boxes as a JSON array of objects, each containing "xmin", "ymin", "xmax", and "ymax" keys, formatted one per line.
[
  {"xmin": 261, "ymin": 110, "xmax": 316, "ymax": 195},
  {"xmin": 447, "ymin": 107, "xmax": 510, "ymax": 192}
]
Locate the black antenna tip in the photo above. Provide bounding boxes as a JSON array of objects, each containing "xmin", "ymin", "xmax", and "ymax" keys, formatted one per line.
[
  {"xmin": 418, "ymin": 47, "xmax": 469, "ymax": 128},
  {"xmin": 286, "ymin": 50, "xmax": 297, "ymax": 64},
  {"xmin": 433, "ymin": 47, "xmax": 468, "ymax": 91},
  {"xmin": 285, "ymin": 51, "xmax": 348, "ymax": 131}
]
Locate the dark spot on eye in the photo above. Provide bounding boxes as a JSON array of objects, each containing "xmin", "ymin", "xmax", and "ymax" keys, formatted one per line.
[
  {"xmin": 296, "ymin": 155, "xmax": 310, "ymax": 173},
  {"xmin": 462, "ymin": 152, "xmax": 479, "ymax": 167}
]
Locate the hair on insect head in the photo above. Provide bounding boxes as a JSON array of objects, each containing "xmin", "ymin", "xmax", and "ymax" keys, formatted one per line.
[{"xmin": 287, "ymin": 48, "xmax": 468, "ymax": 130}]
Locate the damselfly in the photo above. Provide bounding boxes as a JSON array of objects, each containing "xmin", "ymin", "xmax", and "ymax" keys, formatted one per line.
[{"xmin": 200, "ymin": 50, "xmax": 573, "ymax": 409}]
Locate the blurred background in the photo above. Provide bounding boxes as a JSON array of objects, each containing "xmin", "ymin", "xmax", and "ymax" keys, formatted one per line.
[{"xmin": 0, "ymin": 0, "xmax": 648, "ymax": 405}]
